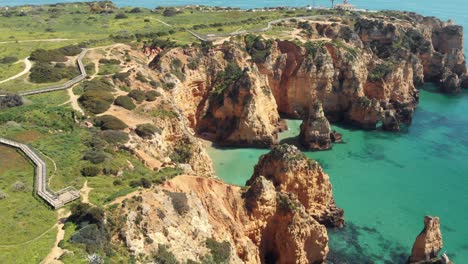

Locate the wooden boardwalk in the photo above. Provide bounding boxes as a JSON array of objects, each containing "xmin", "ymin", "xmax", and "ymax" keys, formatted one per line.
[
  {"xmin": 0, "ymin": 48, "xmax": 88, "ymax": 97},
  {"xmin": 0, "ymin": 49, "xmax": 89, "ymax": 208},
  {"xmin": 0, "ymin": 138, "xmax": 80, "ymax": 209}
]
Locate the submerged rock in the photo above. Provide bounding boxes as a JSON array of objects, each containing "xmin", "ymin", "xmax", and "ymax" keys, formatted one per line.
[{"xmin": 408, "ymin": 216, "xmax": 452, "ymax": 264}]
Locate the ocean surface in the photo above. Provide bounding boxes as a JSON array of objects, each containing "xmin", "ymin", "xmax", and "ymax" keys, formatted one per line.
[{"xmin": 3, "ymin": 0, "xmax": 468, "ymax": 262}]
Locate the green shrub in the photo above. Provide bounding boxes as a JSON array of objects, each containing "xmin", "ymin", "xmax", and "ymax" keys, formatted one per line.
[
  {"xmin": 115, "ymin": 13, "xmax": 128, "ymax": 19},
  {"xmin": 129, "ymin": 178, "xmax": 152, "ymax": 188},
  {"xmin": 29, "ymin": 62, "xmax": 79, "ymax": 83},
  {"xmin": 140, "ymin": 178, "xmax": 152, "ymax": 188},
  {"xmin": 187, "ymin": 58, "xmax": 199, "ymax": 70},
  {"xmin": 211, "ymin": 62, "xmax": 243, "ymax": 98},
  {"xmin": 98, "ymin": 130, "xmax": 128, "ymax": 144},
  {"xmin": 114, "ymin": 95, "xmax": 136, "ymax": 110},
  {"xmin": 153, "ymin": 244, "xmax": 179, "ymax": 264},
  {"xmin": 135, "ymin": 123, "xmax": 161, "ymax": 138},
  {"xmin": 129, "ymin": 180, "xmax": 142, "ymax": 188},
  {"xmin": 113, "ymin": 71, "xmax": 131, "ymax": 81},
  {"xmin": 128, "ymin": 90, "xmax": 146, "ymax": 102},
  {"xmin": 205, "ymin": 238, "xmax": 231, "ymax": 263},
  {"xmin": 113, "ymin": 179, "xmax": 123, "ymax": 186},
  {"xmin": 0, "ymin": 94, "xmax": 23, "ymax": 109},
  {"xmin": 0, "ymin": 56, "xmax": 18, "ymax": 64},
  {"xmin": 82, "ymin": 79, "xmax": 114, "ymax": 92},
  {"xmin": 79, "ymin": 90, "xmax": 114, "ymax": 114},
  {"xmin": 368, "ymin": 62, "xmax": 394, "ymax": 82},
  {"xmin": 81, "ymin": 166, "xmax": 101, "ymax": 177},
  {"xmin": 68, "ymin": 203, "xmax": 109, "ymax": 253},
  {"xmin": 170, "ymin": 143, "xmax": 192, "ymax": 163},
  {"xmin": 145, "ymin": 90, "xmax": 161, "ymax": 101},
  {"xmin": 83, "ymin": 150, "xmax": 108, "ymax": 164},
  {"xmin": 244, "ymin": 34, "xmax": 273, "ymax": 64},
  {"xmin": 129, "ymin": 8, "xmax": 143, "ymax": 13},
  {"xmin": 163, "ymin": 82, "xmax": 176, "ymax": 90},
  {"xmin": 94, "ymin": 115, "xmax": 127, "ymax": 130},
  {"xmin": 99, "ymin": 58, "xmax": 121, "ymax": 65},
  {"xmin": 163, "ymin": 8, "xmax": 180, "ymax": 17},
  {"xmin": 30, "ymin": 48, "xmax": 67, "ymax": 62},
  {"xmin": 57, "ymin": 45, "xmax": 82, "ymax": 56},
  {"xmin": 166, "ymin": 191, "xmax": 189, "ymax": 215},
  {"xmin": 136, "ymin": 72, "xmax": 148, "ymax": 83},
  {"xmin": 149, "ymin": 80, "xmax": 159, "ymax": 87}
]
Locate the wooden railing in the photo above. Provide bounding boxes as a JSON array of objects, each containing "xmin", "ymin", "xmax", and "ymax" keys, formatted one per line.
[
  {"xmin": 0, "ymin": 48, "xmax": 88, "ymax": 97},
  {"xmin": 0, "ymin": 137, "xmax": 80, "ymax": 209}
]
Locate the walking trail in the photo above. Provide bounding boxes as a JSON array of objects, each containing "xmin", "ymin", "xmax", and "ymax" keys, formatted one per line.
[{"xmin": 0, "ymin": 58, "xmax": 32, "ymax": 84}]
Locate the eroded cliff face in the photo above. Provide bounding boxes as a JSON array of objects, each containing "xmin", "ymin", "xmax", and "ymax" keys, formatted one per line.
[
  {"xmin": 112, "ymin": 145, "xmax": 339, "ymax": 263},
  {"xmin": 150, "ymin": 44, "xmax": 281, "ymax": 148},
  {"xmin": 248, "ymin": 144, "xmax": 344, "ymax": 228}
]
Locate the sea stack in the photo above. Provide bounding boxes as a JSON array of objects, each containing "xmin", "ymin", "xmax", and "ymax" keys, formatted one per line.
[
  {"xmin": 408, "ymin": 216, "xmax": 452, "ymax": 264},
  {"xmin": 299, "ymin": 101, "xmax": 341, "ymax": 151}
]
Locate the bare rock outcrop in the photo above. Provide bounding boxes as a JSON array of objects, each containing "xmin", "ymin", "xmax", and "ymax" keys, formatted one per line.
[
  {"xmin": 196, "ymin": 66, "xmax": 281, "ymax": 147},
  {"xmin": 111, "ymin": 145, "xmax": 340, "ymax": 263},
  {"xmin": 299, "ymin": 101, "xmax": 341, "ymax": 150},
  {"xmin": 408, "ymin": 216, "xmax": 453, "ymax": 264},
  {"xmin": 244, "ymin": 176, "xmax": 329, "ymax": 263},
  {"xmin": 248, "ymin": 144, "xmax": 344, "ymax": 228},
  {"xmin": 112, "ymin": 174, "xmax": 330, "ymax": 264}
]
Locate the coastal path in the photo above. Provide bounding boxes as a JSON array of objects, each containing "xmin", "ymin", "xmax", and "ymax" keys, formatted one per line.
[
  {"xmin": 0, "ymin": 138, "xmax": 80, "ymax": 209},
  {"xmin": 0, "ymin": 48, "xmax": 88, "ymax": 97}
]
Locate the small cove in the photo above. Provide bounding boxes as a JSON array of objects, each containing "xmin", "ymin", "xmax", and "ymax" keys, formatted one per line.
[{"xmin": 206, "ymin": 86, "xmax": 468, "ymax": 262}]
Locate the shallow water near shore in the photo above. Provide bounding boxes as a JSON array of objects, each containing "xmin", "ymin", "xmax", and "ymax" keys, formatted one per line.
[{"xmin": 207, "ymin": 86, "xmax": 468, "ymax": 262}]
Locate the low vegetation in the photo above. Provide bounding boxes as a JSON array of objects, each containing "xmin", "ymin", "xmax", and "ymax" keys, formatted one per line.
[
  {"xmin": 135, "ymin": 123, "xmax": 161, "ymax": 138},
  {"xmin": 166, "ymin": 191, "xmax": 190, "ymax": 215},
  {"xmin": 78, "ymin": 79, "xmax": 115, "ymax": 114},
  {"xmin": 29, "ymin": 62, "xmax": 79, "ymax": 83},
  {"xmin": 368, "ymin": 62, "xmax": 395, "ymax": 82},
  {"xmin": 128, "ymin": 89, "xmax": 146, "ymax": 102},
  {"xmin": 0, "ymin": 94, "xmax": 23, "ymax": 110},
  {"xmin": 244, "ymin": 34, "xmax": 273, "ymax": 63},
  {"xmin": 114, "ymin": 95, "xmax": 136, "ymax": 110},
  {"xmin": 94, "ymin": 115, "xmax": 128, "ymax": 130}
]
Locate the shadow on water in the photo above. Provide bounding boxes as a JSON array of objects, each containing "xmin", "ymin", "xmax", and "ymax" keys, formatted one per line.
[{"xmin": 328, "ymin": 222, "xmax": 408, "ymax": 264}]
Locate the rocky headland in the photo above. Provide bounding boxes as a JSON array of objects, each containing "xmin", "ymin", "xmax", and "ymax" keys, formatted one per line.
[
  {"xmin": 111, "ymin": 144, "xmax": 341, "ymax": 263},
  {"xmin": 144, "ymin": 11, "xmax": 467, "ymax": 149}
]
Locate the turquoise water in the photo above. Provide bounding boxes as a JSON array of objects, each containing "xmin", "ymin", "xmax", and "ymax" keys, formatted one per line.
[
  {"xmin": 207, "ymin": 86, "xmax": 468, "ymax": 262},
  {"xmin": 4, "ymin": 0, "xmax": 468, "ymax": 262}
]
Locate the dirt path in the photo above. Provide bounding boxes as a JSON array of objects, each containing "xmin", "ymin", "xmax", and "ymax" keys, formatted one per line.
[
  {"xmin": 41, "ymin": 180, "xmax": 94, "ymax": 263},
  {"xmin": 66, "ymin": 86, "xmax": 85, "ymax": 115},
  {"xmin": 80, "ymin": 180, "xmax": 93, "ymax": 205},
  {"xmin": 0, "ymin": 38, "xmax": 72, "ymax": 45},
  {"xmin": 40, "ymin": 209, "xmax": 71, "ymax": 264},
  {"xmin": 0, "ymin": 58, "xmax": 32, "ymax": 84}
]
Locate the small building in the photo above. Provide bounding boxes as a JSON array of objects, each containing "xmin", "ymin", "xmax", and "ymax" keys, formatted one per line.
[{"xmin": 334, "ymin": 0, "xmax": 356, "ymax": 11}]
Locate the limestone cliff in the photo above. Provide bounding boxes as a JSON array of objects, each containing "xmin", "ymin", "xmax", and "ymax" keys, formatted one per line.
[
  {"xmin": 111, "ymin": 145, "xmax": 339, "ymax": 263},
  {"xmin": 149, "ymin": 13, "xmax": 466, "ymax": 138},
  {"xmin": 150, "ymin": 44, "xmax": 281, "ymax": 148},
  {"xmin": 248, "ymin": 144, "xmax": 344, "ymax": 228},
  {"xmin": 112, "ymin": 175, "xmax": 329, "ymax": 264},
  {"xmin": 408, "ymin": 216, "xmax": 452, "ymax": 264}
]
